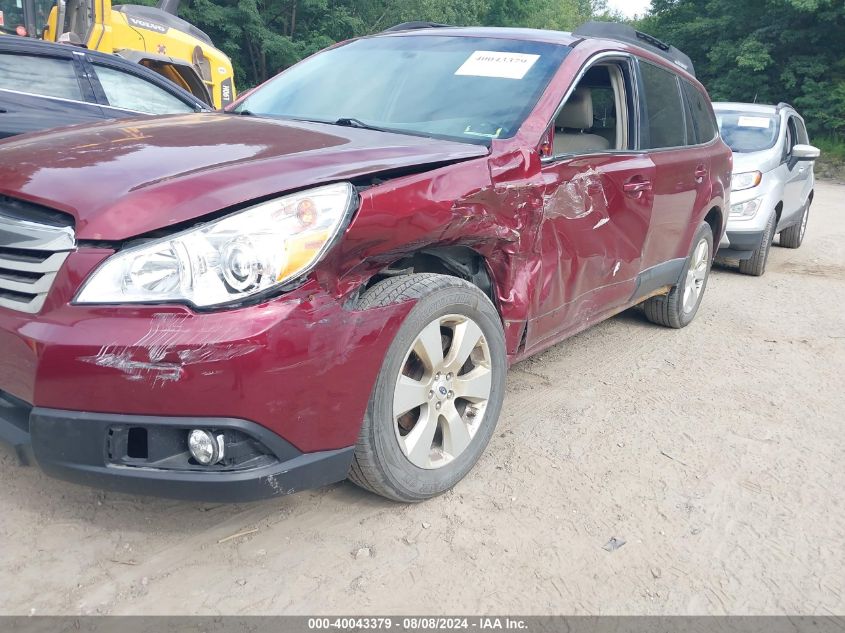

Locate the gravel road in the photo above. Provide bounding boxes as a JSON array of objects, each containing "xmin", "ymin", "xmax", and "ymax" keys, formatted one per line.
[{"xmin": 1, "ymin": 182, "xmax": 843, "ymax": 616}]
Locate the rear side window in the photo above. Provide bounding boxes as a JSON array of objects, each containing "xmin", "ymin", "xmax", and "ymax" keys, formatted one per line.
[
  {"xmin": 682, "ymin": 81, "xmax": 718, "ymax": 143},
  {"xmin": 639, "ymin": 61, "xmax": 685, "ymax": 149},
  {"xmin": 0, "ymin": 53, "xmax": 82, "ymax": 101},
  {"xmin": 92, "ymin": 64, "xmax": 195, "ymax": 114}
]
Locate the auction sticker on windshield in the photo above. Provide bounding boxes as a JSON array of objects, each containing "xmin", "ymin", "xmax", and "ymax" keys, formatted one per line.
[
  {"xmin": 737, "ymin": 116, "xmax": 772, "ymax": 129},
  {"xmin": 455, "ymin": 51, "xmax": 540, "ymax": 80}
]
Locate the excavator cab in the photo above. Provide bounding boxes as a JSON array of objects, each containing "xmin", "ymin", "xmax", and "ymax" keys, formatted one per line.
[
  {"xmin": 2, "ymin": 0, "xmax": 234, "ymax": 108},
  {"xmin": 0, "ymin": 0, "xmax": 53, "ymax": 37}
]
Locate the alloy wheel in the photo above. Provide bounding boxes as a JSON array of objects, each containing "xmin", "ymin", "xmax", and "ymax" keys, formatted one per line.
[
  {"xmin": 800, "ymin": 204, "xmax": 809, "ymax": 241},
  {"xmin": 393, "ymin": 314, "xmax": 492, "ymax": 470},
  {"xmin": 683, "ymin": 239, "xmax": 709, "ymax": 314}
]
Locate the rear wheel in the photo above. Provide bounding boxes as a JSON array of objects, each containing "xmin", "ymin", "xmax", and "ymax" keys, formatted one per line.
[
  {"xmin": 738, "ymin": 212, "xmax": 776, "ymax": 276},
  {"xmin": 349, "ymin": 273, "xmax": 507, "ymax": 502},
  {"xmin": 779, "ymin": 199, "xmax": 810, "ymax": 249},
  {"xmin": 643, "ymin": 222, "xmax": 713, "ymax": 329}
]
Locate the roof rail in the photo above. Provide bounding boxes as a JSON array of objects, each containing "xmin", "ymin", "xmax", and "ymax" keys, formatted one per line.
[
  {"xmin": 573, "ymin": 21, "xmax": 695, "ymax": 77},
  {"xmin": 383, "ymin": 21, "xmax": 453, "ymax": 33},
  {"xmin": 776, "ymin": 102, "xmax": 795, "ymax": 111}
]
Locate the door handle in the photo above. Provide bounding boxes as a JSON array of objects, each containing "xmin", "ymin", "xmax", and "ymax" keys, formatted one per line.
[
  {"xmin": 694, "ymin": 165, "xmax": 708, "ymax": 183},
  {"xmin": 623, "ymin": 178, "xmax": 652, "ymax": 197}
]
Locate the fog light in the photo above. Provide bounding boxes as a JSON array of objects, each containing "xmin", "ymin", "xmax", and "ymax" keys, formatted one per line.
[{"xmin": 188, "ymin": 429, "xmax": 225, "ymax": 465}]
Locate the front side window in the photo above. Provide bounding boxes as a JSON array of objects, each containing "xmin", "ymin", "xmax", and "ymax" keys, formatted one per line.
[
  {"xmin": 793, "ymin": 116, "xmax": 809, "ymax": 145},
  {"xmin": 0, "ymin": 53, "xmax": 82, "ymax": 100},
  {"xmin": 716, "ymin": 111, "xmax": 780, "ymax": 153},
  {"xmin": 92, "ymin": 64, "xmax": 195, "ymax": 114},
  {"xmin": 551, "ymin": 62, "xmax": 632, "ymax": 155},
  {"xmin": 238, "ymin": 35, "xmax": 570, "ymax": 144},
  {"xmin": 639, "ymin": 60, "xmax": 686, "ymax": 149}
]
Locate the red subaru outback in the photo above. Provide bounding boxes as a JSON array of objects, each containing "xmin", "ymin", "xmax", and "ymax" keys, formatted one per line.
[{"xmin": 0, "ymin": 22, "xmax": 731, "ymax": 502}]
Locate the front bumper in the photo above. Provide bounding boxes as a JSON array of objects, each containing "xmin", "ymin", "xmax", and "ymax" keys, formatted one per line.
[
  {"xmin": 0, "ymin": 251, "xmax": 413, "ymax": 500},
  {"xmin": 0, "ymin": 390, "xmax": 354, "ymax": 501},
  {"xmin": 718, "ymin": 229, "xmax": 766, "ymax": 260}
]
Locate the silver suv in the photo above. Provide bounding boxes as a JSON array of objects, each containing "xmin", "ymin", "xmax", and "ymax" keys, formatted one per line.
[{"xmin": 714, "ymin": 102, "xmax": 819, "ymax": 276}]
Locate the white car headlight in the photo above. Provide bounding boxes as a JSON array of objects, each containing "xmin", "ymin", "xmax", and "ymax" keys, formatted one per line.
[
  {"xmin": 75, "ymin": 182, "xmax": 356, "ymax": 308},
  {"xmin": 731, "ymin": 171, "xmax": 762, "ymax": 191},
  {"xmin": 730, "ymin": 197, "xmax": 762, "ymax": 220}
]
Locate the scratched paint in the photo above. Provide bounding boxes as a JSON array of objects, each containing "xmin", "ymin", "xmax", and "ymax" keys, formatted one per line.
[{"xmin": 79, "ymin": 313, "xmax": 262, "ymax": 385}]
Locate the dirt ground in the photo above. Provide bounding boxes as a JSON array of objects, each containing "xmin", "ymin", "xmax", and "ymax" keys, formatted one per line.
[{"xmin": 1, "ymin": 182, "xmax": 843, "ymax": 617}]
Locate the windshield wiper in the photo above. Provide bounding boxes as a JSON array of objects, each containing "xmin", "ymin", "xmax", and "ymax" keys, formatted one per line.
[{"xmin": 333, "ymin": 117, "xmax": 389, "ymax": 133}]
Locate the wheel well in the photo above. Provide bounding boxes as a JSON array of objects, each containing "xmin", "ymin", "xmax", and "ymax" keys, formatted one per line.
[
  {"xmin": 704, "ymin": 207, "xmax": 723, "ymax": 247},
  {"xmin": 775, "ymin": 200, "xmax": 784, "ymax": 225},
  {"xmin": 371, "ymin": 246, "xmax": 496, "ymax": 303}
]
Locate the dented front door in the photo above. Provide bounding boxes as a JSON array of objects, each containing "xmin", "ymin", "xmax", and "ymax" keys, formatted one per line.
[{"xmin": 527, "ymin": 153, "xmax": 656, "ymax": 348}]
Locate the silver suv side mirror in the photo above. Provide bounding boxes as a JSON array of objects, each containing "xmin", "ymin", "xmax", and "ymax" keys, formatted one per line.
[{"xmin": 792, "ymin": 144, "xmax": 821, "ymax": 161}]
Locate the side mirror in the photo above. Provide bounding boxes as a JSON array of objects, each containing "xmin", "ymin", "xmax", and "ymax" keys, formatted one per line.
[{"xmin": 792, "ymin": 144, "xmax": 820, "ymax": 161}]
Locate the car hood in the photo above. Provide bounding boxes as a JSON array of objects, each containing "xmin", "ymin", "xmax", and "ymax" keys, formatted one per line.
[
  {"xmin": 730, "ymin": 147, "xmax": 781, "ymax": 174},
  {"xmin": 0, "ymin": 113, "xmax": 489, "ymax": 240}
]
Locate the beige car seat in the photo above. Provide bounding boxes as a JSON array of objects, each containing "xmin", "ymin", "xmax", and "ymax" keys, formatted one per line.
[{"xmin": 554, "ymin": 87, "xmax": 612, "ymax": 154}]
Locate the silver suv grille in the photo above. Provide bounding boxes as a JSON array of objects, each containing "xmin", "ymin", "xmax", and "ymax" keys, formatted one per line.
[{"xmin": 0, "ymin": 197, "xmax": 75, "ymax": 314}]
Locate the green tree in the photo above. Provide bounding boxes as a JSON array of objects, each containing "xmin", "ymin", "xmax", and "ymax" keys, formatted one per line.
[
  {"xmin": 639, "ymin": 0, "xmax": 845, "ymax": 139},
  {"xmin": 178, "ymin": 0, "xmax": 608, "ymax": 88}
]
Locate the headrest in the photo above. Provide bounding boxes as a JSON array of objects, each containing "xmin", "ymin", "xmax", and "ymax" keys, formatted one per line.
[{"xmin": 556, "ymin": 87, "xmax": 594, "ymax": 130}]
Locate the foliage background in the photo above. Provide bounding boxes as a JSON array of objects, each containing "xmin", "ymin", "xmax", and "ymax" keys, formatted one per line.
[{"xmin": 169, "ymin": 0, "xmax": 843, "ymax": 154}]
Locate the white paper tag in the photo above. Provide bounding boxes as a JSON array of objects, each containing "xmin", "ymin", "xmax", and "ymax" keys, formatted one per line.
[
  {"xmin": 737, "ymin": 116, "xmax": 772, "ymax": 129},
  {"xmin": 455, "ymin": 51, "xmax": 540, "ymax": 80}
]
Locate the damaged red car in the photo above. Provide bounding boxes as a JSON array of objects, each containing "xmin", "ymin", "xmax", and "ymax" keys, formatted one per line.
[{"xmin": 0, "ymin": 22, "xmax": 731, "ymax": 502}]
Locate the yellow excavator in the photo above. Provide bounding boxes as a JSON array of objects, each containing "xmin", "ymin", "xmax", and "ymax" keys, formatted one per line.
[{"xmin": 0, "ymin": 0, "xmax": 235, "ymax": 107}]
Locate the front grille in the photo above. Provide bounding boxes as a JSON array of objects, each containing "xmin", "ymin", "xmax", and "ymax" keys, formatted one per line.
[{"xmin": 0, "ymin": 197, "xmax": 75, "ymax": 314}]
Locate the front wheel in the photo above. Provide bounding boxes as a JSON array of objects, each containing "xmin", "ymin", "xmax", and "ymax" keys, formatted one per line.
[
  {"xmin": 643, "ymin": 222, "xmax": 713, "ymax": 329},
  {"xmin": 779, "ymin": 199, "xmax": 810, "ymax": 249},
  {"xmin": 349, "ymin": 273, "xmax": 507, "ymax": 502},
  {"xmin": 738, "ymin": 212, "xmax": 775, "ymax": 276}
]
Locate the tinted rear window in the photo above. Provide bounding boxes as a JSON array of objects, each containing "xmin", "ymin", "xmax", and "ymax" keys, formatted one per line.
[
  {"xmin": 639, "ymin": 61, "xmax": 686, "ymax": 149},
  {"xmin": 682, "ymin": 81, "xmax": 718, "ymax": 143}
]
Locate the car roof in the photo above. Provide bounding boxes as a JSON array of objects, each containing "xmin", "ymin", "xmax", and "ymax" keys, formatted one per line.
[
  {"xmin": 379, "ymin": 25, "xmax": 581, "ymax": 46},
  {"xmin": 375, "ymin": 24, "xmax": 699, "ymax": 83},
  {"xmin": 0, "ymin": 37, "xmax": 206, "ymax": 107}
]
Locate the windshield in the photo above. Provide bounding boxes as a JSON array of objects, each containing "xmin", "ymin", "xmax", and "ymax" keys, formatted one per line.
[
  {"xmin": 238, "ymin": 35, "xmax": 570, "ymax": 144},
  {"xmin": 716, "ymin": 111, "xmax": 780, "ymax": 153}
]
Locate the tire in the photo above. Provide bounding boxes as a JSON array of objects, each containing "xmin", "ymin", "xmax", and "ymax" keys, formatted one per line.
[
  {"xmin": 349, "ymin": 273, "xmax": 507, "ymax": 502},
  {"xmin": 779, "ymin": 199, "xmax": 810, "ymax": 249},
  {"xmin": 738, "ymin": 212, "xmax": 776, "ymax": 276},
  {"xmin": 643, "ymin": 222, "xmax": 713, "ymax": 329}
]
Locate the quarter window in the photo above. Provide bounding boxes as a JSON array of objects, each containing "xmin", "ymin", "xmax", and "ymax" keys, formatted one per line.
[
  {"xmin": 92, "ymin": 64, "xmax": 195, "ymax": 115},
  {"xmin": 0, "ymin": 53, "xmax": 82, "ymax": 101},
  {"xmin": 639, "ymin": 61, "xmax": 686, "ymax": 149},
  {"xmin": 682, "ymin": 81, "xmax": 718, "ymax": 143}
]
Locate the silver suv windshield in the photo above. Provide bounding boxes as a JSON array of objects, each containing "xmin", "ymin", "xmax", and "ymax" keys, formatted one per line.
[
  {"xmin": 716, "ymin": 111, "xmax": 780, "ymax": 153},
  {"xmin": 238, "ymin": 35, "xmax": 570, "ymax": 144}
]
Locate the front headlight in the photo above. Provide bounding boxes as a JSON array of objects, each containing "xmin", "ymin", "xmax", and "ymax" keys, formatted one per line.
[
  {"xmin": 730, "ymin": 197, "xmax": 762, "ymax": 220},
  {"xmin": 731, "ymin": 171, "xmax": 762, "ymax": 191},
  {"xmin": 75, "ymin": 182, "xmax": 355, "ymax": 308}
]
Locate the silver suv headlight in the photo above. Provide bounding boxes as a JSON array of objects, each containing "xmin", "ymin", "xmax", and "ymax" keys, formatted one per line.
[
  {"xmin": 731, "ymin": 171, "xmax": 762, "ymax": 191},
  {"xmin": 75, "ymin": 182, "xmax": 355, "ymax": 308}
]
